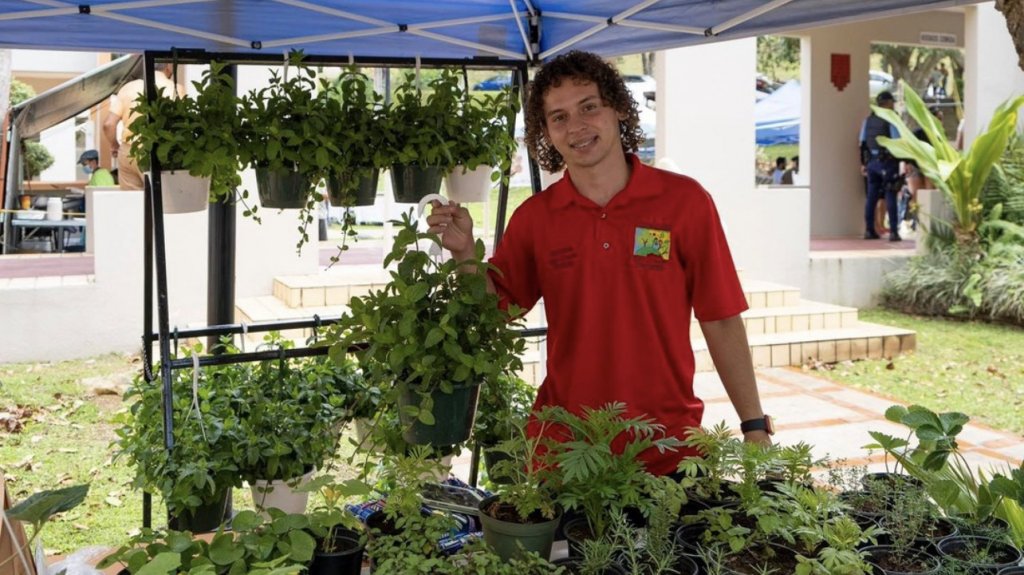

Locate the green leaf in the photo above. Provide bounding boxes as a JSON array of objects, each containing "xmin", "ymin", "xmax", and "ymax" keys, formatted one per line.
[
  {"xmin": 929, "ymin": 479, "xmax": 962, "ymax": 508},
  {"xmin": 287, "ymin": 529, "xmax": 316, "ymax": 562},
  {"xmin": 209, "ymin": 532, "xmax": 246, "ymax": 565},
  {"xmin": 136, "ymin": 552, "xmax": 182, "ymax": 575},
  {"xmin": 7, "ymin": 484, "xmax": 89, "ymax": 525},
  {"xmin": 883, "ymin": 405, "xmax": 908, "ymax": 423},
  {"xmin": 232, "ymin": 509, "xmax": 263, "ymax": 531},
  {"xmin": 423, "ymin": 327, "xmax": 444, "ymax": 348}
]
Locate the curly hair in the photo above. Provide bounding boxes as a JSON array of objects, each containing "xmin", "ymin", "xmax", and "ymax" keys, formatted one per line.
[{"xmin": 524, "ymin": 50, "xmax": 645, "ymax": 173}]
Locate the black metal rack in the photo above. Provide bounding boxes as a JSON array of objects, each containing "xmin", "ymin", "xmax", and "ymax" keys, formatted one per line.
[{"xmin": 139, "ymin": 49, "xmax": 544, "ymax": 527}]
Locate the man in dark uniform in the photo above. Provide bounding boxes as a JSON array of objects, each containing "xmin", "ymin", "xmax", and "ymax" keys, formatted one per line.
[{"xmin": 859, "ymin": 91, "xmax": 902, "ymax": 241}]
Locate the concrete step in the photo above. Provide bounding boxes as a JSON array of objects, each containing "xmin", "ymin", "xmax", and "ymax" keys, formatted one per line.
[
  {"xmin": 689, "ymin": 300, "xmax": 860, "ymax": 341},
  {"xmin": 693, "ymin": 322, "xmax": 916, "ymax": 372},
  {"xmin": 740, "ymin": 279, "xmax": 801, "ymax": 309}
]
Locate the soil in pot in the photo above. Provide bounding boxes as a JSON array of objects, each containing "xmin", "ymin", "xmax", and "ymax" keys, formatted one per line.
[
  {"xmin": 861, "ymin": 544, "xmax": 942, "ymax": 574},
  {"xmin": 936, "ymin": 535, "xmax": 1023, "ymax": 573},
  {"xmin": 551, "ymin": 557, "xmax": 627, "ymax": 575},
  {"xmin": 717, "ymin": 541, "xmax": 800, "ymax": 575},
  {"xmin": 309, "ymin": 528, "xmax": 365, "ymax": 575}
]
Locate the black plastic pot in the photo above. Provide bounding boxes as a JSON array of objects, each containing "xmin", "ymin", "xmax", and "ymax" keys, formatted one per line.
[
  {"xmin": 997, "ymin": 567, "xmax": 1024, "ymax": 575},
  {"xmin": 390, "ymin": 163, "xmax": 443, "ymax": 203},
  {"xmin": 309, "ymin": 528, "xmax": 364, "ymax": 575},
  {"xmin": 861, "ymin": 544, "xmax": 943, "ymax": 575},
  {"xmin": 327, "ymin": 168, "xmax": 379, "ymax": 207},
  {"xmin": 397, "ymin": 381, "xmax": 481, "ymax": 446},
  {"xmin": 550, "ymin": 557, "xmax": 627, "ymax": 574},
  {"xmin": 481, "ymin": 446, "xmax": 514, "ymax": 485},
  {"xmin": 170, "ymin": 486, "xmax": 230, "ymax": 533},
  {"xmin": 255, "ymin": 167, "xmax": 312, "ymax": 209},
  {"xmin": 936, "ymin": 535, "xmax": 1023, "ymax": 574}
]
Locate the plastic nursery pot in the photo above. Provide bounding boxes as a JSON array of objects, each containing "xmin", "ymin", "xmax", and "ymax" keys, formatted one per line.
[
  {"xmin": 998, "ymin": 567, "xmax": 1024, "ymax": 575},
  {"xmin": 309, "ymin": 528, "xmax": 365, "ymax": 575},
  {"xmin": 936, "ymin": 535, "xmax": 1023, "ymax": 574},
  {"xmin": 159, "ymin": 170, "xmax": 210, "ymax": 213},
  {"xmin": 550, "ymin": 557, "xmax": 628, "ymax": 575},
  {"xmin": 477, "ymin": 494, "xmax": 561, "ymax": 562},
  {"xmin": 481, "ymin": 447, "xmax": 514, "ymax": 485},
  {"xmin": 327, "ymin": 168, "xmax": 379, "ymax": 207},
  {"xmin": 390, "ymin": 163, "xmax": 443, "ymax": 203},
  {"xmin": 169, "ymin": 486, "xmax": 231, "ymax": 533},
  {"xmin": 861, "ymin": 544, "xmax": 942, "ymax": 575},
  {"xmin": 255, "ymin": 166, "xmax": 312, "ymax": 209},
  {"xmin": 397, "ymin": 381, "xmax": 481, "ymax": 446},
  {"xmin": 444, "ymin": 164, "xmax": 494, "ymax": 203}
]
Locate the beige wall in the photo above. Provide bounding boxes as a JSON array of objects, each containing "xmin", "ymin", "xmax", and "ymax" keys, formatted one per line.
[{"xmin": 800, "ymin": 10, "xmax": 964, "ymax": 238}]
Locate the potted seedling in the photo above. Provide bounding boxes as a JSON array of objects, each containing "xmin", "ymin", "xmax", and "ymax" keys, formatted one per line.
[
  {"xmin": 478, "ymin": 418, "xmax": 561, "ymax": 562},
  {"xmin": 299, "ymin": 475, "xmax": 372, "ymax": 575},
  {"xmin": 129, "ymin": 61, "xmax": 241, "ymax": 213},
  {"xmin": 326, "ymin": 212, "xmax": 525, "ymax": 448},
  {"xmin": 445, "ymin": 85, "xmax": 519, "ymax": 203}
]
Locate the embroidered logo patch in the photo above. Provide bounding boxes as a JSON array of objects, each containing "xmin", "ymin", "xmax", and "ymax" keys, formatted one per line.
[{"xmin": 633, "ymin": 227, "xmax": 670, "ymax": 261}]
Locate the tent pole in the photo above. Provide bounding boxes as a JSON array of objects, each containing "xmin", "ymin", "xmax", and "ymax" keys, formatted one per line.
[{"xmin": 708, "ymin": 0, "xmax": 796, "ymax": 36}]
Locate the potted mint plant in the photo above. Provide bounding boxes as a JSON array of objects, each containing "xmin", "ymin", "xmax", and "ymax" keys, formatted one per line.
[
  {"xmin": 326, "ymin": 212, "xmax": 525, "ymax": 447},
  {"xmin": 445, "ymin": 86, "xmax": 520, "ymax": 203},
  {"xmin": 382, "ymin": 70, "xmax": 461, "ymax": 202},
  {"xmin": 113, "ymin": 343, "xmax": 243, "ymax": 532},
  {"xmin": 322, "ymin": 68, "xmax": 387, "ymax": 208},
  {"xmin": 128, "ymin": 61, "xmax": 240, "ymax": 213}
]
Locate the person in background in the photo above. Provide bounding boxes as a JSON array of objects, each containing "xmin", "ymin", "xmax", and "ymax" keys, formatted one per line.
[
  {"xmin": 772, "ymin": 156, "xmax": 787, "ymax": 185},
  {"xmin": 781, "ymin": 155, "xmax": 798, "ymax": 185},
  {"xmin": 78, "ymin": 149, "xmax": 115, "ymax": 187},
  {"xmin": 103, "ymin": 63, "xmax": 185, "ymax": 191},
  {"xmin": 859, "ymin": 91, "xmax": 902, "ymax": 241},
  {"xmin": 427, "ymin": 50, "xmax": 772, "ymax": 479}
]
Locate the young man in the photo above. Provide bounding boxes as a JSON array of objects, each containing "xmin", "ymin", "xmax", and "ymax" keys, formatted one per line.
[
  {"xmin": 428, "ymin": 51, "xmax": 770, "ymax": 476},
  {"xmin": 77, "ymin": 149, "xmax": 115, "ymax": 186}
]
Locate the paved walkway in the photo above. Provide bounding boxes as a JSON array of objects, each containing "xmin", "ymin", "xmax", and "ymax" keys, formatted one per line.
[{"xmin": 448, "ymin": 367, "xmax": 1024, "ymax": 481}]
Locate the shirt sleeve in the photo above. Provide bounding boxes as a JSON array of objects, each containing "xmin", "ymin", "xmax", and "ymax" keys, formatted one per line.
[
  {"xmin": 889, "ymin": 123, "xmax": 900, "ymax": 139},
  {"xmin": 686, "ymin": 188, "xmax": 748, "ymax": 323},
  {"xmin": 488, "ymin": 200, "xmax": 541, "ymax": 314},
  {"xmin": 858, "ymin": 118, "xmax": 867, "ymax": 144}
]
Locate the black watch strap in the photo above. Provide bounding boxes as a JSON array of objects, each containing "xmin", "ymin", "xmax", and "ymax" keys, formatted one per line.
[{"xmin": 740, "ymin": 415, "xmax": 773, "ymax": 435}]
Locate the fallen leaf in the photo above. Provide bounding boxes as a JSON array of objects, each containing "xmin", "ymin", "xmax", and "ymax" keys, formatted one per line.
[
  {"xmin": 106, "ymin": 496, "xmax": 122, "ymax": 507},
  {"xmin": 73, "ymin": 524, "xmax": 89, "ymax": 531},
  {"xmin": 58, "ymin": 448, "xmax": 78, "ymax": 453}
]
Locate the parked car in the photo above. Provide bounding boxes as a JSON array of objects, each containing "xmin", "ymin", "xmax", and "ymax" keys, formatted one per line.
[
  {"xmin": 869, "ymin": 70, "xmax": 893, "ymax": 97},
  {"xmin": 623, "ymin": 73, "xmax": 655, "ymax": 109},
  {"xmin": 473, "ymin": 74, "xmax": 513, "ymax": 91}
]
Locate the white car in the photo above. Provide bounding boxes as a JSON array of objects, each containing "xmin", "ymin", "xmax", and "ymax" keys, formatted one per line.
[{"xmin": 869, "ymin": 70, "xmax": 893, "ymax": 97}]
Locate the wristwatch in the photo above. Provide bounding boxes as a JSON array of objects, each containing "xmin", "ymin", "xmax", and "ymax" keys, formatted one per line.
[{"xmin": 740, "ymin": 415, "xmax": 775, "ymax": 435}]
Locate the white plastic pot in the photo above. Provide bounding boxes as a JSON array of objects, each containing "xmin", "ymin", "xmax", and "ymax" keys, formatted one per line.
[
  {"xmin": 249, "ymin": 469, "xmax": 314, "ymax": 516},
  {"xmin": 160, "ymin": 170, "xmax": 210, "ymax": 214},
  {"xmin": 444, "ymin": 165, "xmax": 494, "ymax": 203}
]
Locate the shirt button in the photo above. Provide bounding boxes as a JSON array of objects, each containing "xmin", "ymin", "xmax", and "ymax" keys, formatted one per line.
[
  {"xmin": 600, "ymin": 212, "xmax": 607, "ymax": 219},
  {"xmin": 603, "ymin": 242, "xmax": 610, "ymax": 249}
]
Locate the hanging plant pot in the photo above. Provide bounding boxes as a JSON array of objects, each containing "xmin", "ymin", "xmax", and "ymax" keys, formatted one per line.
[
  {"xmin": 936, "ymin": 535, "xmax": 1023, "ymax": 574},
  {"xmin": 444, "ymin": 164, "xmax": 494, "ymax": 203},
  {"xmin": 249, "ymin": 469, "xmax": 315, "ymax": 515},
  {"xmin": 171, "ymin": 486, "xmax": 230, "ymax": 533},
  {"xmin": 309, "ymin": 528, "xmax": 365, "ymax": 575},
  {"xmin": 328, "ymin": 168, "xmax": 379, "ymax": 207},
  {"xmin": 477, "ymin": 495, "xmax": 561, "ymax": 562},
  {"xmin": 481, "ymin": 446, "xmax": 514, "ymax": 485},
  {"xmin": 160, "ymin": 170, "xmax": 210, "ymax": 214},
  {"xmin": 390, "ymin": 164, "xmax": 443, "ymax": 203},
  {"xmin": 255, "ymin": 166, "xmax": 311, "ymax": 209},
  {"xmin": 397, "ymin": 381, "xmax": 481, "ymax": 446}
]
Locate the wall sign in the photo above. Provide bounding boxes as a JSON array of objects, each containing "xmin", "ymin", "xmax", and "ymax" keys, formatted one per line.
[
  {"xmin": 831, "ymin": 53, "xmax": 850, "ymax": 92},
  {"xmin": 919, "ymin": 31, "xmax": 958, "ymax": 46}
]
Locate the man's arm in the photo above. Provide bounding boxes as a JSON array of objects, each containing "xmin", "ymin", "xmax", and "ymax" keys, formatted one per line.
[
  {"xmin": 699, "ymin": 315, "xmax": 770, "ymax": 444},
  {"xmin": 102, "ymin": 105, "xmax": 122, "ymax": 157},
  {"xmin": 427, "ymin": 201, "xmax": 496, "ymax": 294}
]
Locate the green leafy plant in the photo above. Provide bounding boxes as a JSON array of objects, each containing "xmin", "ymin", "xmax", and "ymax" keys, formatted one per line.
[
  {"xmin": 326, "ymin": 212, "xmax": 525, "ymax": 440},
  {"xmin": 541, "ymin": 402, "xmax": 685, "ymax": 539},
  {"xmin": 322, "ymin": 67, "xmax": 389, "ymax": 195},
  {"xmin": 97, "ymin": 509, "xmax": 314, "ymax": 575},
  {"xmin": 298, "ymin": 475, "xmax": 371, "ymax": 553},
  {"xmin": 113, "ymin": 342, "xmax": 244, "ymax": 520},
  {"xmin": 604, "ymin": 504, "xmax": 686, "ymax": 574},
  {"xmin": 874, "ymin": 86, "xmax": 1024, "ymax": 247},
  {"xmin": 448, "ymin": 86, "xmax": 520, "ymax": 181},
  {"xmin": 381, "ymin": 69, "xmax": 462, "ymax": 170},
  {"xmin": 677, "ymin": 422, "xmax": 744, "ymax": 502},
  {"xmin": 0, "ymin": 485, "xmax": 89, "ymax": 573},
  {"xmin": 474, "ymin": 374, "xmax": 535, "ymax": 447},
  {"xmin": 128, "ymin": 61, "xmax": 241, "ymax": 203},
  {"xmin": 486, "ymin": 417, "xmax": 560, "ymax": 523},
  {"xmin": 10, "ymin": 80, "xmax": 54, "ymax": 181}
]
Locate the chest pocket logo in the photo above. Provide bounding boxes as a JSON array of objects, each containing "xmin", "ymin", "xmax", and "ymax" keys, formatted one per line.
[{"xmin": 633, "ymin": 227, "xmax": 670, "ymax": 261}]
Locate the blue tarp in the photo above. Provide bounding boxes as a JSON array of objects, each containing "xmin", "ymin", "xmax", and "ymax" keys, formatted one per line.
[
  {"xmin": 0, "ymin": 1, "xmax": 982, "ymax": 60},
  {"xmin": 755, "ymin": 79, "xmax": 800, "ymax": 147}
]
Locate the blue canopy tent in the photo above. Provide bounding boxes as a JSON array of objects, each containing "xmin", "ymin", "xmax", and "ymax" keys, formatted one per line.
[{"xmin": 755, "ymin": 79, "xmax": 800, "ymax": 147}]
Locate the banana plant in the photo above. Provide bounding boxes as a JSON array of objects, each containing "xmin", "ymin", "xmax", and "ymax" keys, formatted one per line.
[{"xmin": 873, "ymin": 86, "xmax": 1024, "ymax": 247}]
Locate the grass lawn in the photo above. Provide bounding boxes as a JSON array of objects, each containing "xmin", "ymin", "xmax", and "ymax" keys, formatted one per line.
[{"xmin": 820, "ymin": 309, "xmax": 1024, "ymax": 435}]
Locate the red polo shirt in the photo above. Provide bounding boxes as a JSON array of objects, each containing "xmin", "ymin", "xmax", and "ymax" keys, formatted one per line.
[{"xmin": 489, "ymin": 155, "xmax": 748, "ymax": 475}]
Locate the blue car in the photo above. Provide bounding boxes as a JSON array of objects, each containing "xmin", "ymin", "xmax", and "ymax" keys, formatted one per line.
[{"xmin": 473, "ymin": 74, "xmax": 513, "ymax": 91}]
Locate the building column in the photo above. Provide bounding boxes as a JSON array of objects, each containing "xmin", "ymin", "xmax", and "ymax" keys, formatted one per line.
[{"xmin": 963, "ymin": 1, "xmax": 1024, "ymax": 148}]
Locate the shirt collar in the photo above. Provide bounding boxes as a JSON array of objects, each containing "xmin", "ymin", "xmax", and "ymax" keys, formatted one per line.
[{"xmin": 548, "ymin": 154, "xmax": 659, "ymax": 209}]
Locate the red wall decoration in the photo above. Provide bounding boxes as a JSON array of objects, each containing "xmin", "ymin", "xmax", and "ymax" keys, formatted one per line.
[{"xmin": 831, "ymin": 53, "xmax": 850, "ymax": 91}]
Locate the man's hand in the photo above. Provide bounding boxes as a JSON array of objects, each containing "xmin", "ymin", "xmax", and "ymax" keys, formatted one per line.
[
  {"xmin": 426, "ymin": 200, "xmax": 475, "ymax": 260},
  {"xmin": 743, "ymin": 429, "xmax": 772, "ymax": 446}
]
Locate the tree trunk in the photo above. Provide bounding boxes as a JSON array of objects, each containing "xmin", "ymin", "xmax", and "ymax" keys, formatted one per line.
[
  {"xmin": 996, "ymin": 0, "xmax": 1024, "ymax": 72},
  {"xmin": 641, "ymin": 52, "xmax": 655, "ymax": 76}
]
